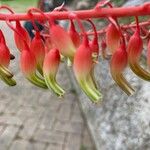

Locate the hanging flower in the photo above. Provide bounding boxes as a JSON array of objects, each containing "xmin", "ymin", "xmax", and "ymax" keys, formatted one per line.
[
  {"xmin": 50, "ymin": 22, "xmax": 76, "ymax": 61},
  {"xmin": 20, "ymin": 47, "xmax": 47, "ymax": 89},
  {"xmin": 30, "ymin": 31, "xmax": 45, "ymax": 75},
  {"xmin": 14, "ymin": 21, "xmax": 30, "ymax": 52},
  {"xmin": 43, "ymin": 48, "xmax": 65, "ymax": 96},
  {"xmin": 106, "ymin": 24, "xmax": 120, "ymax": 54},
  {"xmin": 68, "ymin": 19, "xmax": 81, "ymax": 48},
  {"xmin": 127, "ymin": 26, "xmax": 150, "ymax": 81},
  {"xmin": 110, "ymin": 44, "xmax": 135, "ymax": 95}
]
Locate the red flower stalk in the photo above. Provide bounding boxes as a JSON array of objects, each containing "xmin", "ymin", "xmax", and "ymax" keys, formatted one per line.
[
  {"xmin": 49, "ymin": 21, "xmax": 76, "ymax": 61},
  {"xmin": 30, "ymin": 31, "xmax": 45, "ymax": 75},
  {"xmin": 110, "ymin": 44, "xmax": 135, "ymax": 95},
  {"xmin": 14, "ymin": 21, "xmax": 30, "ymax": 52},
  {"xmin": 106, "ymin": 24, "xmax": 121, "ymax": 54},
  {"xmin": 43, "ymin": 48, "xmax": 65, "ymax": 96},
  {"xmin": 127, "ymin": 17, "xmax": 150, "ymax": 81},
  {"xmin": 20, "ymin": 48, "xmax": 47, "ymax": 89},
  {"xmin": 68, "ymin": 19, "xmax": 80, "ymax": 48}
]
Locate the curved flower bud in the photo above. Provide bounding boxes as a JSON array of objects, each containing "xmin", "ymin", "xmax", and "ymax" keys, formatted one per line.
[
  {"xmin": 73, "ymin": 41, "xmax": 102, "ymax": 103},
  {"xmin": 50, "ymin": 23, "xmax": 76, "ymax": 61},
  {"xmin": 14, "ymin": 21, "xmax": 30, "ymax": 52},
  {"xmin": 110, "ymin": 44, "xmax": 135, "ymax": 95},
  {"xmin": 30, "ymin": 31, "xmax": 45, "ymax": 74},
  {"xmin": 20, "ymin": 49, "xmax": 47, "ymax": 89},
  {"xmin": 106, "ymin": 24, "xmax": 120, "ymax": 54},
  {"xmin": 127, "ymin": 29, "xmax": 150, "ymax": 81},
  {"xmin": 43, "ymin": 48, "xmax": 65, "ymax": 97},
  {"xmin": 68, "ymin": 20, "xmax": 80, "ymax": 48}
]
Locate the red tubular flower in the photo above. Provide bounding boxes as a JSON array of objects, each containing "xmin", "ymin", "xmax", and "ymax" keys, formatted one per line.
[
  {"xmin": 110, "ymin": 44, "xmax": 135, "ymax": 95},
  {"xmin": 127, "ymin": 27, "xmax": 150, "ymax": 81},
  {"xmin": 73, "ymin": 38, "xmax": 102, "ymax": 103},
  {"xmin": 30, "ymin": 31, "xmax": 45, "ymax": 74},
  {"xmin": 106, "ymin": 24, "xmax": 121, "ymax": 54},
  {"xmin": 14, "ymin": 21, "xmax": 30, "ymax": 52},
  {"xmin": 0, "ymin": 30, "xmax": 16, "ymax": 86},
  {"xmin": 43, "ymin": 48, "xmax": 65, "ymax": 96},
  {"xmin": 0, "ymin": 30, "xmax": 10, "ymax": 68},
  {"xmin": 20, "ymin": 48, "xmax": 47, "ymax": 89},
  {"xmin": 68, "ymin": 19, "xmax": 80, "ymax": 48},
  {"xmin": 50, "ymin": 22, "xmax": 76, "ymax": 61}
]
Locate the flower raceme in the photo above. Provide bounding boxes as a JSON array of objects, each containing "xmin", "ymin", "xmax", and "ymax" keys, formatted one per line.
[{"xmin": 1, "ymin": 2, "xmax": 150, "ymax": 103}]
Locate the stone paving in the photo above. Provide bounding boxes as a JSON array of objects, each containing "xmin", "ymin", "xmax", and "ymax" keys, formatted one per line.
[{"xmin": 0, "ymin": 23, "xmax": 95, "ymax": 150}]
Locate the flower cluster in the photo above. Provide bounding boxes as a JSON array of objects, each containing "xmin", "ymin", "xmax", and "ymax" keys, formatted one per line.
[{"xmin": 0, "ymin": 1, "xmax": 150, "ymax": 103}]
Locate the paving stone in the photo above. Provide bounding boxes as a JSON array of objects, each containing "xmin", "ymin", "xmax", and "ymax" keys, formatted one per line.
[
  {"xmin": 17, "ymin": 106, "xmax": 43, "ymax": 120},
  {"xmin": 18, "ymin": 117, "xmax": 39, "ymax": 139},
  {"xmin": 4, "ymin": 100, "xmax": 21, "ymax": 114},
  {"xmin": 0, "ymin": 103, "xmax": 5, "ymax": 114},
  {"xmin": 65, "ymin": 133, "xmax": 82, "ymax": 150},
  {"xmin": 56, "ymin": 104, "xmax": 72, "ymax": 121},
  {"xmin": 71, "ymin": 112, "xmax": 84, "ymax": 123},
  {"xmin": 82, "ymin": 128, "xmax": 95, "ymax": 149},
  {"xmin": 9, "ymin": 140, "xmax": 46, "ymax": 150},
  {"xmin": 0, "ymin": 125, "xmax": 4, "ymax": 134},
  {"xmin": 39, "ymin": 110, "xmax": 56, "ymax": 130},
  {"xmin": 46, "ymin": 144, "xmax": 63, "ymax": 150},
  {"xmin": 0, "ymin": 115, "xmax": 23, "ymax": 126},
  {"xmin": 54, "ymin": 120, "xmax": 83, "ymax": 134},
  {"xmin": 34, "ymin": 129, "xmax": 65, "ymax": 145},
  {"xmin": 0, "ymin": 126, "xmax": 19, "ymax": 149}
]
